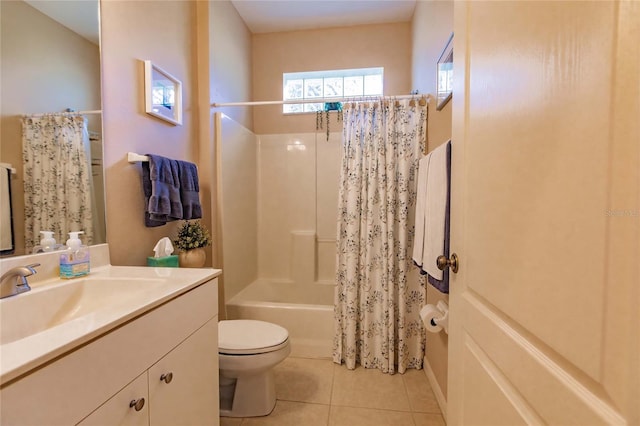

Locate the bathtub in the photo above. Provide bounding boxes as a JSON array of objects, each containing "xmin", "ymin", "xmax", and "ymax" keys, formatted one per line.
[{"xmin": 225, "ymin": 280, "xmax": 334, "ymax": 359}]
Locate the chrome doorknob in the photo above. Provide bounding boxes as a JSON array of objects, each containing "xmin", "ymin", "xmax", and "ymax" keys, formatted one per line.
[{"xmin": 436, "ymin": 253, "xmax": 459, "ymax": 273}]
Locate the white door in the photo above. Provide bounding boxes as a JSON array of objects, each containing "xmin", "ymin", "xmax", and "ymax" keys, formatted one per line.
[{"xmin": 448, "ymin": 1, "xmax": 639, "ymax": 424}]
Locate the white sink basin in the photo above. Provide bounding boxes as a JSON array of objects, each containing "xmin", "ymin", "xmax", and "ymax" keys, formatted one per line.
[
  {"xmin": 0, "ymin": 277, "xmax": 164, "ymax": 345},
  {"xmin": 0, "ymin": 246, "xmax": 221, "ymax": 384}
]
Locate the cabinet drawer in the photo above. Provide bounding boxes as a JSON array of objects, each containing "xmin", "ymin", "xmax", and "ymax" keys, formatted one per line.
[{"xmin": 0, "ymin": 279, "xmax": 218, "ymax": 425}]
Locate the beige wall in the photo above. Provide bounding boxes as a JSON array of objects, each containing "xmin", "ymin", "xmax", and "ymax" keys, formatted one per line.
[
  {"xmin": 100, "ymin": 0, "xmax": 253, "ymax": 320},
  {"xmin": 252, "ymin": 23, "xmax": 412, "ymax": 135},
  {"xmin": 411, "ymin": 0, "xmax": 454, "ymax": 403},
  {"xmin": 210, "ymin": 0, "xmax": 253, "ymax": 131},
  {"xmin": 206, "ymin": 1, "xmax": 255, "ymax": 314},
  {"xmin": 0, "ymin": 0, "xmax": 101, "ymax": 255},
  {"xmin": 100, "ymin": 0, "xmax": 198, "ymax": 266}
]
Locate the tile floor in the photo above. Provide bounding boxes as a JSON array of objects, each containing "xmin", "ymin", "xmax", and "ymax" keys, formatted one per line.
[{"xmin": 220, "ymin": 357, "xmax": 446, "ymax": 426}]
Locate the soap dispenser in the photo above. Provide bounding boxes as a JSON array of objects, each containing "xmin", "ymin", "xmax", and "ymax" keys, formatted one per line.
[
  {"xmin": 40, "ymin": 231, "xmax": 56, "ymax": 251},
  {"xmin": 59, "ymin": 231, "xmax": 90, "ymax": 278},
  {"xmin": 32, "ymin": 230, "xmax": 57, "ymax": 253}
]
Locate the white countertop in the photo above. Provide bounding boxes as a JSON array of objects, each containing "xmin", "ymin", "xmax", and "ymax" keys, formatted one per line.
[{"xmin": 0, "ymin": 246, "xmax": 221, "ymax": 384}]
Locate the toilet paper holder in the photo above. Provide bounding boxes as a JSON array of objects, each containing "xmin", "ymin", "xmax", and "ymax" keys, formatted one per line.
[
  {"xmin": 421, "ymin": 301, "xmax": 449, "ymax": 334},
  {"xmin": 431, "ymin": 301, "xmax": 449, "ymax": 332}
]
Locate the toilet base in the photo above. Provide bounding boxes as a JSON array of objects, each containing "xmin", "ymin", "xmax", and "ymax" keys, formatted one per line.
[{"xmin": 219, "ymin": 370, "xmax": 276, "ymax": 417}]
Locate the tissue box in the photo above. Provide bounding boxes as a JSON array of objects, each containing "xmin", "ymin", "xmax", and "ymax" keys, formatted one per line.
[{"xmin": 147, "ymin": 255, "xmax": 179, "ymax": 267}]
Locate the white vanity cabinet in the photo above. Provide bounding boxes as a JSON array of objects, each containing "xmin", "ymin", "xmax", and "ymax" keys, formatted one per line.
[
  {"xmin": 0, "ymin": 278, "xmax": 219, "ymax": 426},
  {"xmin": 80, "ymin": 318, "xmax": 218, "ymax": 426}
]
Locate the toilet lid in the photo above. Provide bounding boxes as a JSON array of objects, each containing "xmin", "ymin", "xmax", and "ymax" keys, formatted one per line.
[{"xmin": 219, "ymin": 320, "xmax": 289, "ymax": 355}]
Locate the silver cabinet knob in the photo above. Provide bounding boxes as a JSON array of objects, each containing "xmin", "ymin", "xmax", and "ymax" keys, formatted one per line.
[
  {"xmin": 436, "ymin": 253, "xmax": 459, "ymax": 273},
  {"xmin": 129, "ymin": 398, "xmax": 145, "ymax": 411},
  {"xmin": 160, "ymin": 372, "xmax": 173, "ymax": 384}
]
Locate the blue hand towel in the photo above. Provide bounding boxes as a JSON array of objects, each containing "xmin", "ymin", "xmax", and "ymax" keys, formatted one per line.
[
  {"xmin": 177, "ymin": 160, "xmax": 202, "ymax": 220},
  {"xmin": 143, "ymin": 154, "xmax": 183, "ymax": 227}
]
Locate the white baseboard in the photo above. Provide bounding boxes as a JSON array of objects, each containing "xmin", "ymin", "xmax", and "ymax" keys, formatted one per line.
[{"xmin": 423, "ymin": 356, "xmax": 447, "ymax": 423}]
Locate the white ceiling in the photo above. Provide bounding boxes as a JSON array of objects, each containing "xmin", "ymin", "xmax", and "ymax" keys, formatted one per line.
[
  {"xmin": 21, "ymin": 0, "xmax": 416, "ymax": 45},
  {"xmin": 24, "ymin": 0, "xmax": 99, "ymax": 45},
  {"xmin": 231, "ymin": 0, "xmax": 417, "ymax": 34}
]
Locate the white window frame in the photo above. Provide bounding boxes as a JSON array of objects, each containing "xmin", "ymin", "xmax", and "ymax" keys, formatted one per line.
[{"xmin": 283, "ymin": 67, "xmax": 384, "ymax": 114}]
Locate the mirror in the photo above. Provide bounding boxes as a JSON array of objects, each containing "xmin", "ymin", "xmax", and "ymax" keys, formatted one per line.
[
  {"xmin": 0, "ymin": 0, "xmax": 105, "ymax": 256},
  {"xmin": 144, "ymin": 60, "xmax": 183, "ymax": 126}
]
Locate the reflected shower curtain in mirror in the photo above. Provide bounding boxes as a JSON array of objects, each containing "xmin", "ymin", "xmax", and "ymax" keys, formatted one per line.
[
  {"xmin": 334, "ymin": 99, "xmax": 427, "ymax": 374},
  {"xmin": 22, "ymin": 115, "xmax": 93, "ymax": 253}
]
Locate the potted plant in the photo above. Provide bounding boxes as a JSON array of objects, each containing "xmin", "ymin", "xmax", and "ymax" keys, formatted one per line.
[{"xmin": 173, "ymin": 220, "xmax": 211, "ymax": 268}]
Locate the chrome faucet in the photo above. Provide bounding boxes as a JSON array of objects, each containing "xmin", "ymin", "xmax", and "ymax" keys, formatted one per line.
[{"xmin": 0, "ymin": 263, "xmax": 40, "ymax": 299}]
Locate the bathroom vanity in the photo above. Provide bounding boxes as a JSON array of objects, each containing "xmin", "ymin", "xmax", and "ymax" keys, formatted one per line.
[{"xmin": 0, "ymin": 245, "xmax": 221, "ymax": 425}]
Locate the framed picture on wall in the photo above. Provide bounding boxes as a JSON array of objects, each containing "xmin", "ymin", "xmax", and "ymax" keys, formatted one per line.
[
  {"xmin": 144, "ymin": 60, "xmax": 183, "ymax": 125},
  {"xmin": 436, "ymin": 33, "xmax": 454, "ymax": 111}
]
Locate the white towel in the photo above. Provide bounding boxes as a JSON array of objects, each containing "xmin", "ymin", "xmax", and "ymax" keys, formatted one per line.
[
  {"xmin": 412, "ymin": 155, "xmax": 431, "ymax": 267},
  {"xmin": 422, "ymin": 143, "xmax": 448, "ymax": 280},
  {"xmin": 412, "ymin": 143, "xmax": 449, "ymax": 279}
]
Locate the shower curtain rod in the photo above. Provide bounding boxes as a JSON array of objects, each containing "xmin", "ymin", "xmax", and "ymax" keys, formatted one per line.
[
  {"xmin": 211, "ymin": 94, "xmax": 429, "ymax": 108},
  {"xmin": 24, "ymin": 109, "xmax": 102, "ymax": 118}
]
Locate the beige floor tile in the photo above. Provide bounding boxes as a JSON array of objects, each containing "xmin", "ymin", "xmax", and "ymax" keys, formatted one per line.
[
  {"xmin": 275, "ymin": 357, "xmax": 335, "ymax": 404},
  {"xmin": 412, "ymin": 413, "xmax": 446, "ymax": 426},
  {"xmin": 331, "ymin": 364, "xmax": 411, "ymax": 411},
  {"xmin": 328, "ymin": 406, "xmax": 416, "ymax": 426},
  {"xmin": 241, "ymin": 400, "xmax": 330, "ymax": 426},
  {"xmin": 220, "ymin": 417, "xmax": 244, "ymax": 426},
  {"xmin": 402, "ymin": 369, "xmax": 442, "ymax": 414}
]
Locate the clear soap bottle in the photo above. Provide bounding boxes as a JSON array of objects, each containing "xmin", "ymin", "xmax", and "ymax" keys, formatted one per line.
[
  {"xmin": 59, "ymin": 231, "xmax": 90, "ymax": 278},
  {"xmin": 32, "ymin": 230, "xmax": 57, "ymax": 253}
]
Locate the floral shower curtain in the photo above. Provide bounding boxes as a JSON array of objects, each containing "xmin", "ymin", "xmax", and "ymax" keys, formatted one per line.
[
  {"xmin": 22, "ymin": 115, "xmax": 93, "ymax": 253},
  {"xmin": 333, "ymin": 99, "xmax": 427, "ymax": 374}
]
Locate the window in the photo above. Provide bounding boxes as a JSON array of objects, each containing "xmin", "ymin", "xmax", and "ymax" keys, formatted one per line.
[{"xmin": 283, "ymin": 67, "xmax": 384, "ymax": 114}]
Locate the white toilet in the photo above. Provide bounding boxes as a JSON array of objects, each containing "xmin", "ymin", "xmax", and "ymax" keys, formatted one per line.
[{"xmin": 218, "ymin": 319, "xmax": 291, "ymax": 417}]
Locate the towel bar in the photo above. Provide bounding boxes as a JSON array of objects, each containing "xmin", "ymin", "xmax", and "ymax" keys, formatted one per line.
[
  {"xmin": 127, "ymin": 152, "xmax": 149, "ymax": 163},
  {"xmin": 0, "ymin": 162, "xmax": 16, "ymax": 174}
]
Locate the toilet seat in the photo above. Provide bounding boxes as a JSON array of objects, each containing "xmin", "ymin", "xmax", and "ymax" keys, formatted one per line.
[{"xmin": 219, "ymin": 320, "xmax": 289, "ymax": 355}]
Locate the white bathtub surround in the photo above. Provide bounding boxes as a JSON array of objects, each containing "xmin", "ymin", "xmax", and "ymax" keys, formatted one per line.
[
  {"xmin": 258, "ymin": 132, "xmax": 342, "ymax": 284},
  {"xmin": 290, "ymin": 230, "xmax": 316, "ymax": 285},
  {"xmin": 226, "ymin": 280, "xmax": 334, "ymax": 359},
  {"xmin": 218, "ymin": 114, "xmax": 258, "ymax": 301},
  {"xmin": 220, "ymin": 124, "xmax": 342, "ymax": 361},
  {"xmin": 334, "ymin": 100, "xmax": 428, "ymax": 374}
]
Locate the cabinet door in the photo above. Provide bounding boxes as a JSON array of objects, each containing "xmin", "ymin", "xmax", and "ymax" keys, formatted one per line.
[
  {"xmin": 148, "ymin": 317, "xmax": 219, "ymax": 426},
  {"xmin": 78, "ymin": 373, "xmax": 149, "ymax": 426}
]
